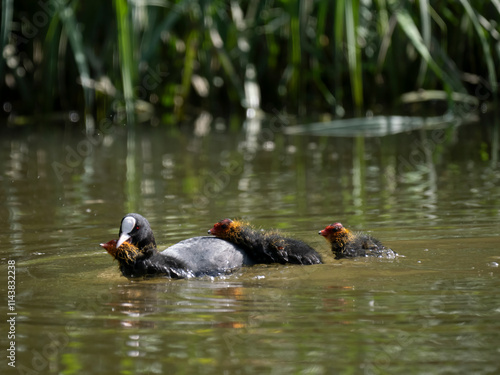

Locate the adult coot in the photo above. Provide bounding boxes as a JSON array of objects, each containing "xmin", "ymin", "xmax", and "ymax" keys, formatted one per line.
[
  {"xmin": 319, "ymin": 222, "xmax": 397, "ymax": 259},
  {"xmin": 101, "ymin": 213, "xmax": 254, "ymax": 279},
  {"xmin": 208, "ymin": 218, "xmax": 322, "ymax": 265}
]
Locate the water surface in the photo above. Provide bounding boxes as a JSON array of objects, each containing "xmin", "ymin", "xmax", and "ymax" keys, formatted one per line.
[{"xmin": 1, "ymin": 116, "xmax": 499, "ymax": 374}]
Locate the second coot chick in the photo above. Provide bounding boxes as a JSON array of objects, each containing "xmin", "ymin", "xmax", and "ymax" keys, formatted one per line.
[
  {"xmin": 319, "ymin": 222, "xmax": 397, "ymax": 259},
  {"xmin": 208, "ymin": 219, "xmax": 322, "ymax": 265}
]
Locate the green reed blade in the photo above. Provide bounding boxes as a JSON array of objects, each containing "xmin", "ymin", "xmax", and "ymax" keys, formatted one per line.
[
  {"xmin": 345, "ymin": 0, "xmax": 363, "ymax": 111},
  {"xmin": 492, "ymin": 0, "xmax": 500, "ymax": 14},
  {"xmin": 334, "ymin": 0, "xmax": 345, "ymax": 107},
  {"xmin": 395, "ymin": 8, "xmax": 462, "ymax": 95},
  {"xmin": 177, "ymin": 30, "xmax": 198, "ymax": 117},
  {"xmin": 0, "ymin": 0, "xmax": 13, "ymax": 84},
  {"xmin": 114, "ymin": 0, "xmax": 136, "ymax": 126},
  {"xmin": 417, "ymin": 0, "xmax": 431, "ymax": 87},
  {"xmin": 53, "ymin": 0, "xmax": 94, "ymax": 131},
  {"xmin": 143, "ymin": 1, "xmax": 188, "ymax": 62},
  {"xmin": 458, "ymin": 0, "xmax": 498, "ymax": 94}
]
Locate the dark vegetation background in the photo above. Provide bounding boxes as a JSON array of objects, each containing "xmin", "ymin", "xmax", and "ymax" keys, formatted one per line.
[{"xmin": 0, "ymin": 0, "xmax": 498, "ymax": 127}]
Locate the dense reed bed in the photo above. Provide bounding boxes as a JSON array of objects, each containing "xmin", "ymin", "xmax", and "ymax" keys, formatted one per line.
[{"xmin": 1, "ymin": 1, "xmax": 498, "ymax": 126}]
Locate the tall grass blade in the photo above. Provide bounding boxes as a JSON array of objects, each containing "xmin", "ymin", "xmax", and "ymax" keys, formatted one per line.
[
  {"xmin": 313, "ymin": 0, "xmax": 336, "ymax": 110},
  {"xmin": 206, "ymin": 16, "xmax": 244, "ymax": 105},
  {"xmin": 334, "ymin": 0, "xmax": 346, "ymax": 109},
  {"xmin": 375, "ymin": 0, "xmax": 389, "ymax": 33},
  {"xmin": 43, "ymin": 15, "xmax": 62, "ymax": 112},
  {"xmin": 53, "ymin": 1, "xmax": 94, "ymax": 132},
  {"xmin": 395, "ymin": 9, "xmax": 463, "ymax": 95},
  {"xmin": 114, "ymin": 0, "xmax": 136, "ymax": 126},
  {"xmin": 345, "ymin": 0, "xmax": 363, "ymax": 112},
  {"xmin": 143, "ymin": 1, "xmax": 188, "ymax": 62},
  {"xmin": 178, "ymin": 31, "xmax": 198, "ymax": 118},
  {"xmin": 374, "ymin": 0, "xmax": 394, "ymax": 83},
  {"xmin": 417, "ymin": 0, "xmax": 431, "ymax": 87},
  {"xmin": 428, "ymin": 6, "xmax": 447, "ymax": 52},
  {"xmin": 334, "ymin": 0, "xmax": 345, "ymax": 44},
  {"xmin": 458, "ymin": 0, "xmax": 498, "ymax": 95},
  {"xmin": 0, "ymin": 0, "xmax": 14, "ymax": 85},
  {"xmin": 491, "ymin": 0, "xmax": 500, "ymax": 15},
  {"xmin": 288, "ymin": 1, "xmax": 301, "ymax": 108}
]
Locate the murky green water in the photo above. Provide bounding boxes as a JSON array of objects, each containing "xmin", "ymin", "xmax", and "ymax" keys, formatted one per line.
[{"xmin": 1, "ymin": 115, "xmax": 500, "ymax": 374}]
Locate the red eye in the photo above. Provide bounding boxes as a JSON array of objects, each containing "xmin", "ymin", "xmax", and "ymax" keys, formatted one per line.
[{"xmin": 135, "ymin": 226, "xmax": 140, "ymax": 230}]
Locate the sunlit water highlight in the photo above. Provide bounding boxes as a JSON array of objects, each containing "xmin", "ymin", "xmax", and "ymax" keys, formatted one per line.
[{"xmin": 1, "ymin": 116, "xmax": 499, "ymax": 374}]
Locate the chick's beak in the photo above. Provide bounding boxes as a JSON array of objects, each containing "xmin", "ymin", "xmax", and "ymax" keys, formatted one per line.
[{"xmin": 100, "ymin": 239, "xmax": 117, "ymax": 251}]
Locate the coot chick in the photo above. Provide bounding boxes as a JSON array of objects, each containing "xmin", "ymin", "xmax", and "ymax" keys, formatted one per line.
[
  {"xmin": 208, "ymin": 219, "xmax": 322, "ymax": 265},
  {"xmin": 102, "ymin": 213, "xmax": 253, "ymax": 279},
  {"xmin": 101, "ymin": 239, "xmax": 139, "ymax": 265},
  {"xmin": 319, "ymin": 222, "xmax": 397, "ymax": 259}
]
